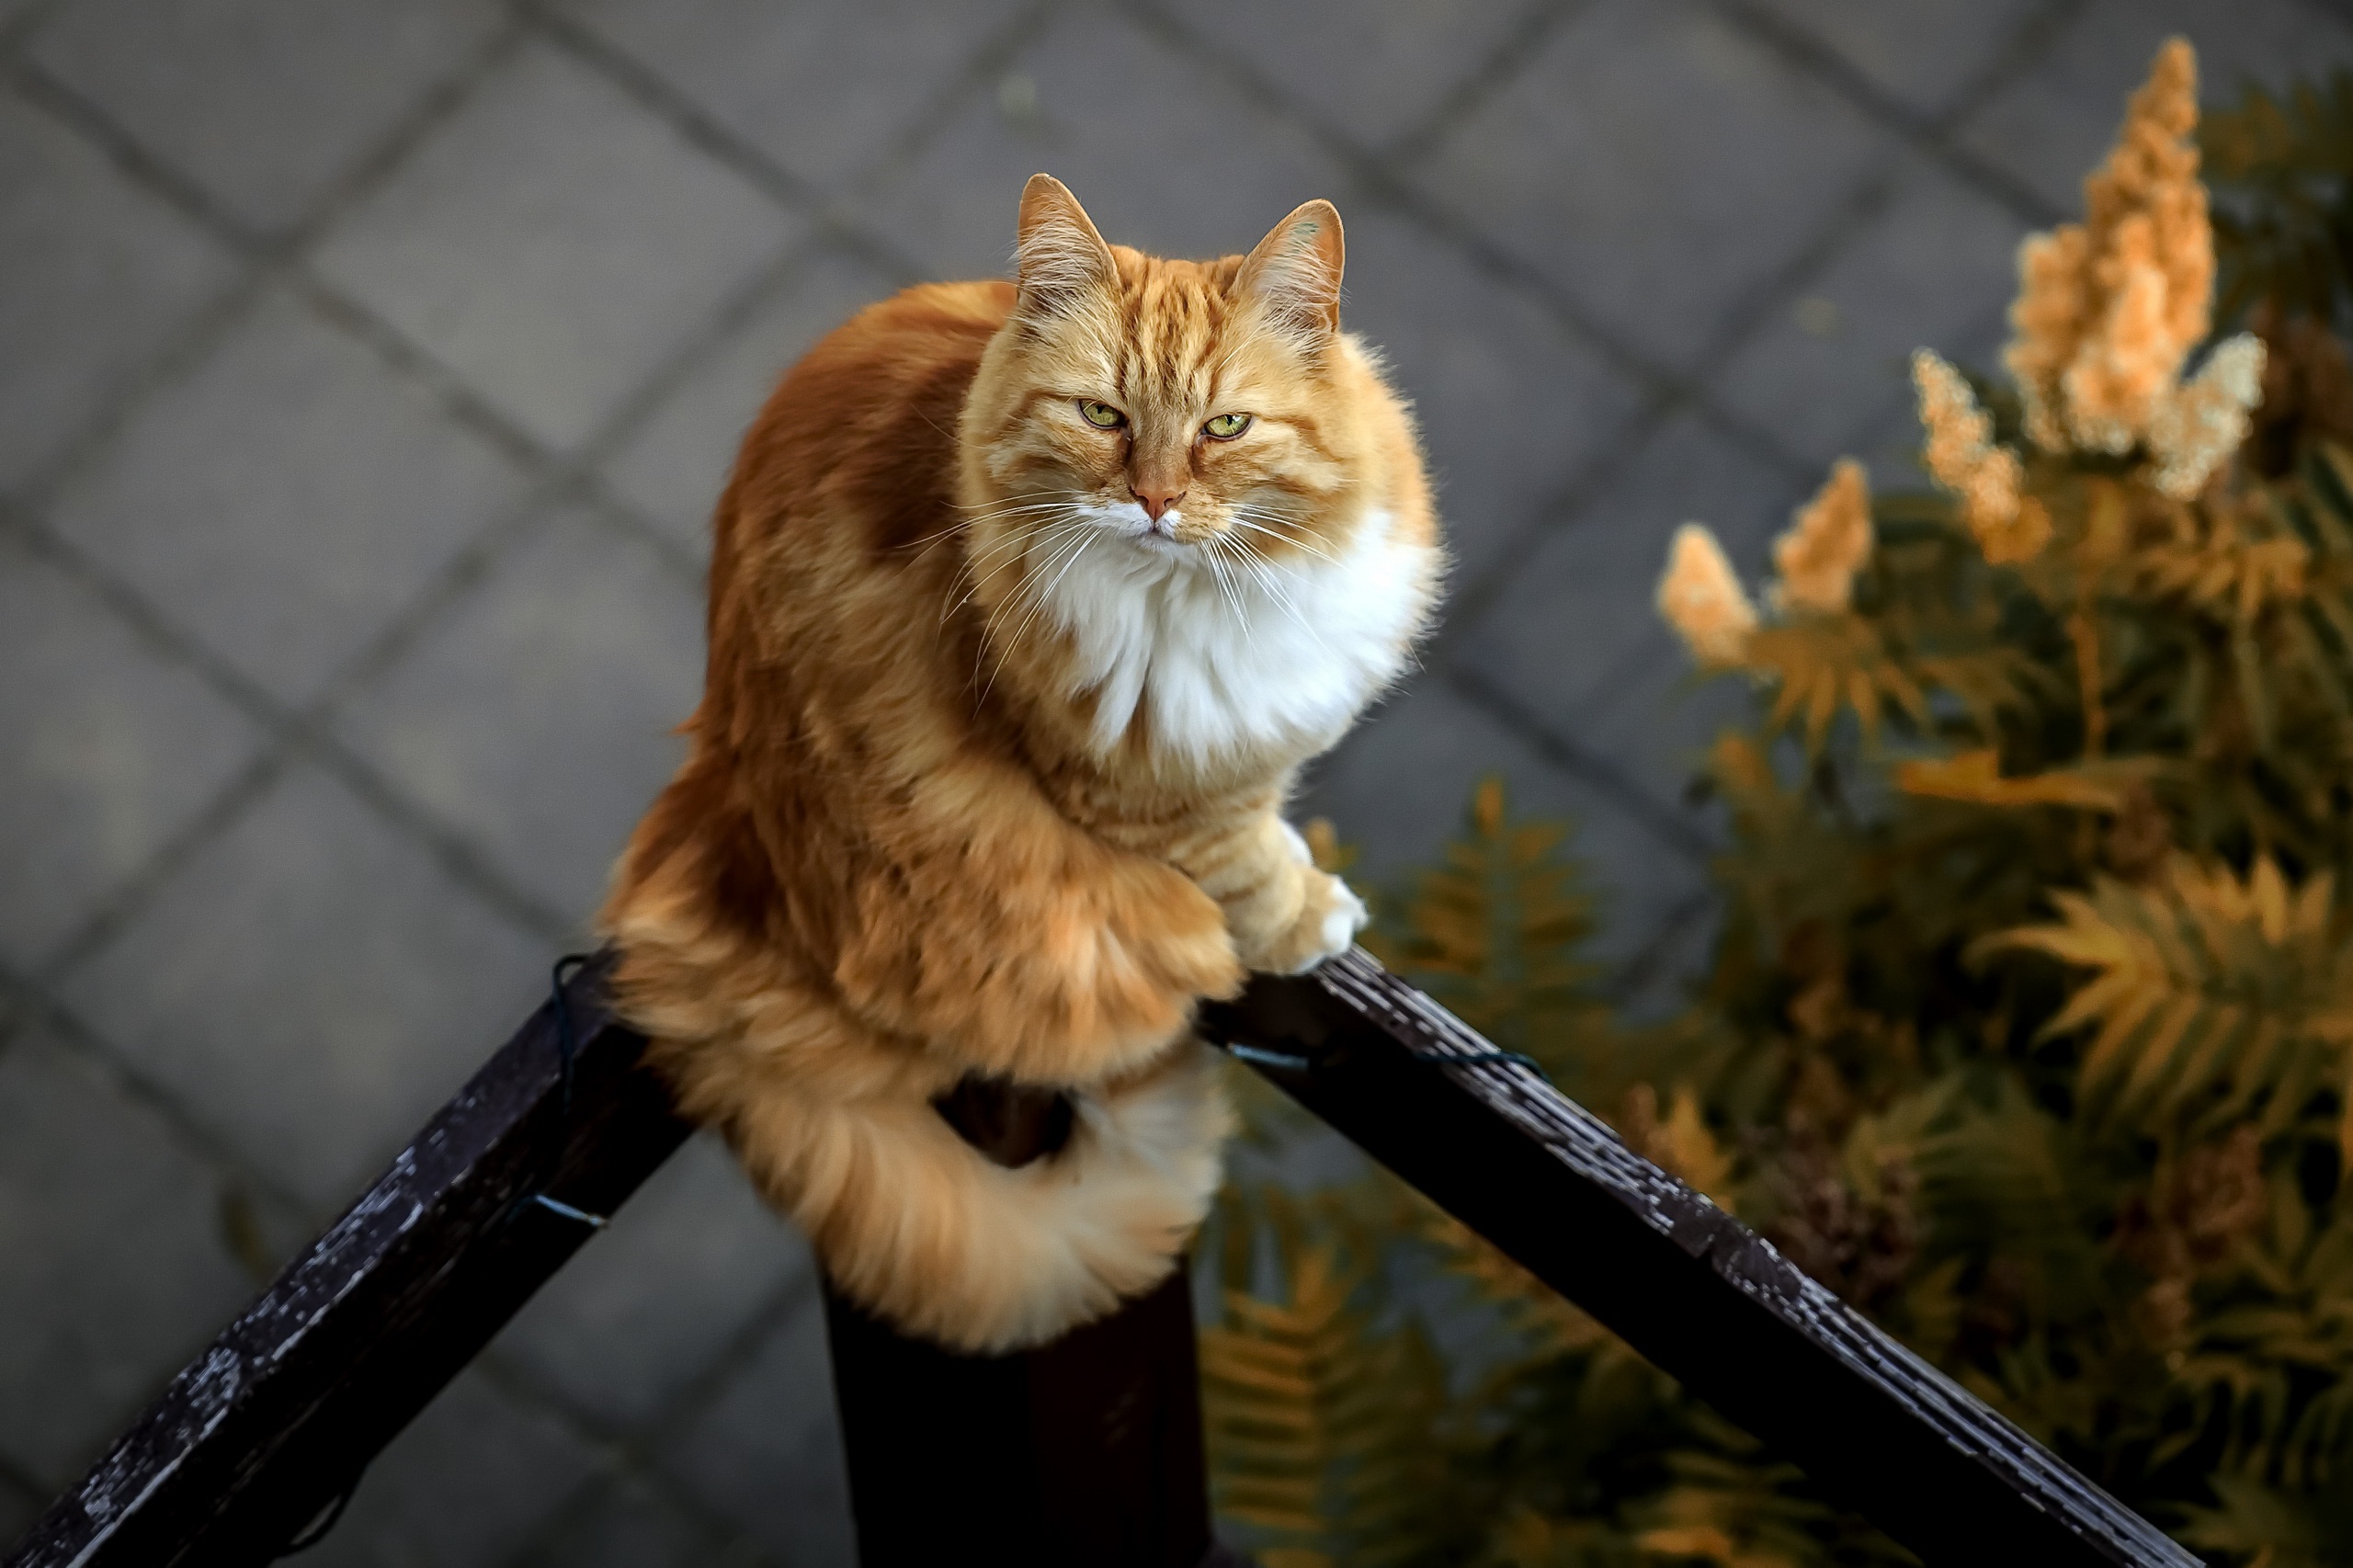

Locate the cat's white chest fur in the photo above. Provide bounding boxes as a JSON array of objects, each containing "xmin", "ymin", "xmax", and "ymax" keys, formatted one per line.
[{"xmin": 1038, "ymin": 506, "xmax": 1434, "ymax": 763}]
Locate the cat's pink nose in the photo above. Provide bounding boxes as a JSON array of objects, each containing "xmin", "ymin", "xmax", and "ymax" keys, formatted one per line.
[{"xmin": 1132, "ymin": 484, "xmax": 1185, "ymax": 521}]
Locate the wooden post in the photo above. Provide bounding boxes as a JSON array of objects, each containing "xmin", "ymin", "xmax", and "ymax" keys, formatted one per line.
[{"xmin": 822, "ymin": 1077, "xmax": 1222, "ymax": 1568}]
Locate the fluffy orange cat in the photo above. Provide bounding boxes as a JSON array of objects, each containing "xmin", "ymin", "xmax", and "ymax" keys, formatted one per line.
[{"xmin": 602, "ymin": 176, "xmax": 1442, "ymax": 1351}]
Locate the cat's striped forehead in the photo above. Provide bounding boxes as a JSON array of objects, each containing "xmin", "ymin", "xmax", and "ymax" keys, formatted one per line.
[{"xmin": 1085, "ymin": 248, "xmax": 1271, "ymax": 412}]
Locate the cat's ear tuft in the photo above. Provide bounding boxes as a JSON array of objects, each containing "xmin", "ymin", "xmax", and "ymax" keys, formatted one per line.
[
  {"xmin": 1235, "ymin": 199, "xmax": 1344, "ymax": 339},
  {"xmin": 1015, "ymin": 174, "xmax": 1116, "ymax": 319}
]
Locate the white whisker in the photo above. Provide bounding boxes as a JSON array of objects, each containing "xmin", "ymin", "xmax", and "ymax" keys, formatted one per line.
[
  {"xmin": 943, "ymin": 517, "xmax": 1080, "ymax": 626},
  {"xmin": 980, "ymin": 527, "xmax": 1097, "ymax": 704}
]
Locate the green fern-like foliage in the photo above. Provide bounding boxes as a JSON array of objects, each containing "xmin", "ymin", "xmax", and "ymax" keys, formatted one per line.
[
  {"xmin": 1981, "ymin": 858, "xmax": 2353, "ymax": 1146},
  {"xmin": 1199, "ymin": 1244, "xmax": 1457, "ymax": 1567},
  {"xmin": 1365, "ymin": 777, "xmax": 1608, "ymax": 1086}
]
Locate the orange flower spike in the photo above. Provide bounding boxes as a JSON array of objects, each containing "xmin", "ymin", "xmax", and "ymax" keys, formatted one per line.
[
  {"xmin": 1657, "ymin": 522, "xmax": 1758, "ymax": 667},
  {"xmin": 1914, "ymin": 350, "xmax": 2050, "ymax": 566},
  {"xmin": 2005, "ymin": 38, "xmax": 2211, "ymax": 456},
  {"xmin": 1773, "ymin": 459, "xmax": 1873, "ymax": 615}
]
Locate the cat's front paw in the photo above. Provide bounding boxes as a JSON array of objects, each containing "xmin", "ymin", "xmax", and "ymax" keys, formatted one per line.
[{"xmin": 1262, "ymin": 869, "xmax": 1367, "ymax": 975}]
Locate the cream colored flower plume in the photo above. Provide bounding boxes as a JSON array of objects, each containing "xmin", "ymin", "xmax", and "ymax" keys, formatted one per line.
[
  {"xmin": 2004, "ymin": 39, "xmax": 2211, "ymax": 456},
  {"xmin": 2149, "ymin": 334, "xmax": 2267, "ymax": 499},
  {"xmin": 1772, "ymin": 459, "xmax": 1872, "ymax": 614},
  {"xmin": 1659, "ymin": 523, "xmax": 1757, "ymax": 666},
  {"xmin": 1914, "ymin": 350, "xmax": 2051, "ymax": 566}
]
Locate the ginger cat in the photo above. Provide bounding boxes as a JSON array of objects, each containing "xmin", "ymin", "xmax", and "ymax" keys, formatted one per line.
[{"xmin": 602, "ymin": 176, "xmax": 1442, "ymax": 1352}]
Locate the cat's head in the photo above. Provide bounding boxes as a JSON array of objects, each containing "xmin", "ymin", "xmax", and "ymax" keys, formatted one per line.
[{"xmin": 961, "ymin": 175, "xmax": 1381, "ymax": 574}]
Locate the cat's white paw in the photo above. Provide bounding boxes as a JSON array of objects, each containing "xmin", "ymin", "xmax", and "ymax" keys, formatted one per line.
[{"xmin": 1285, "ymin": 878, "xmax": 1368, "ymax": 973}]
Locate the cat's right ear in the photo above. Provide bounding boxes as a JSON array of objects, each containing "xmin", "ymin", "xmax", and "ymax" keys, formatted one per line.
[{"xmin": 1015, "ymin": 174, "xmax": 1116, "ymax": 320}]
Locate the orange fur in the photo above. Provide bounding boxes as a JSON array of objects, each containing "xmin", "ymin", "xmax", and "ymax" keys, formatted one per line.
[{"xmin": 602, "ymin": 176, "xmax": 1442, "ymax": 1351}]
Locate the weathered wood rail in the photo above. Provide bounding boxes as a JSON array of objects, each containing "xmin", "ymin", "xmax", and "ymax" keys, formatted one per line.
[{"xmin": 5, "ymin": 948, "xmax": 2198, "ymax": 1568}]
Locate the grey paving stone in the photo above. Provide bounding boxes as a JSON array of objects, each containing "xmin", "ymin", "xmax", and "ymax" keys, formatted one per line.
[
  {"xmin": 331, "ymin": 502, "xmax": 702, "ymax": 926},
  {"xmin": 661, "ymin": 1287, "xmax": 854, "ymax": 1568},
  {"xmin": 0, "ymin": 529, "xmax": 264, "ymax": 971},
  {"xmin": 0, "ymin": 1027, "xmax": 253, "ymax": 1486},
  {"xmin": 1408, "ymin": 0, "xmax": 1891, "ymax": 370},
  {"xmin": 27, "ymin": 0, "xmax": 503, "ymax": 234},
  {"xmin": 0, "ymin": 0, "xmax": 51, "ymax": 40},
  {"xmin": 1168, "ymin": 0, "xmax": 1540, "ymax": 149},
  {"xmin": 496, "ymin": 1132, "xmax": 812, "ymax": 1432},
  {"xmin": 54, "ymin": 764, "xmax": 548, "ymax": 1209},
  {"xmin": 513, "ymin": 1471, "xmax": 733, "ymax": 1568},
  {"xmin": 1342, "ymin": 208, "xmax": 1647, "ymax": 585},
  {"xmin": 1958, "ymin": 0, "xmax": 2353, "ymax": 217},
  {"xmin": 0, "ymin": 88, "xmax": 237, "ymax": 490},
  {"xmin": 0, "ymin": 1463, "xmax": 44, "ymax": 1551},
  {"xmin": 313, "ymin": 40, "xmax": 804, "ymax": 452},
  {"xmin": 1455, "ymin": 413, "xmax": 1803, "ymax": 748},
  {"xmin": 1566, "ymin": 616, "xmax": 1756, "ymax": 816},
  {"xmin": 46, "ymin": 289, "xmax": 534, "ymax": 705},
  {"xmin": 1613, "ymin": 896, "xmax": 1721, "ymax": 1023},
  {"xmin": 301, "ymin": 1369, "xmax": 601, "ymax": 1568},
  {"xmin": 562, "ymin": 0, "xmax": 1028, "ymax": 191},
  {"xmin": 600, "ymin": 245, "xmax": 898, "ymax": 552},
  {"xmin": 1841, "ymin": 371, "xmax": 1968, "ymax": 492},
  {"xmin": 1751, "ymin": 0, "xmax": 2047, "ymax": 120},
  {"xmin": 1714, "ymin": 156, "xmax": 2022, "ymax": 472},
  {"xmin": 1300, "ymin": 676, "xmax": 1709, "ymax": 969},
  {"xmin": 857, "ymin": 4, "xmax": 1356, "ymax": 283}
]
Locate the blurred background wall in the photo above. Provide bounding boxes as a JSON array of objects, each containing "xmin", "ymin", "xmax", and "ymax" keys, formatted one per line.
[{"xmin": 1, "ymin": 1, "xmax": 2346, "ymax": 1562}]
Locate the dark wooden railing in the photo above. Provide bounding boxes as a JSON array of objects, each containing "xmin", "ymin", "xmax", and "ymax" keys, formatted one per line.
[{"xmin": 4, "ymin": 949, "xmax": 2198, "ymax": 1568}]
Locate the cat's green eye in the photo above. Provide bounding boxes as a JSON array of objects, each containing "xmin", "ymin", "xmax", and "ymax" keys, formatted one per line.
[
  {"xmin": 1203, "ymin": 413, "xmax": 1253, "ymax": 440},
  {"xmin": 1078, "ymin": 399, "xmax": 1126, "ymax": 428}
]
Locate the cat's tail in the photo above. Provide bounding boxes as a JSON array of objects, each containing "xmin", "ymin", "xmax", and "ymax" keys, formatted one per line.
[{"xmin": 729, "ymin": 1040, "xmax": 1231, "ymax": 1353}]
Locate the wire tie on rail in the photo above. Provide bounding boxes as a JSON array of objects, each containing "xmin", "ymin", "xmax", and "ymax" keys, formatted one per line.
[
  {"xmin": 530, "ymin": 1194, "xmax": 608, "ymax": 1229},
  {"xmin": 1228, "ymin": 1043, "xmax": 1314, "ymax": 1073},
  {"xmin": 508, "ymin": 953, "xmax": 610, "ymax": 1230}
]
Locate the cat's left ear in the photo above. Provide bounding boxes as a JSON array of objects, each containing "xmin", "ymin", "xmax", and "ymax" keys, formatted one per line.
[{"xmin": 1235, "ymin": 199, "xmax": 1345, "ymax": 338}]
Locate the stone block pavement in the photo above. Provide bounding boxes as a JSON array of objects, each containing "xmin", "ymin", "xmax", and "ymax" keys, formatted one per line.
[{"xmin": 2, "ymin": 1, "xmax": 2347, "ymax": 1562}]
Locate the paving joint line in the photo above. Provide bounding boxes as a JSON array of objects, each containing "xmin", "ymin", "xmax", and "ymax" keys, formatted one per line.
[
  {"xmin": 30, "ymin": 742, "xmax": 296, "ymax": 993},
  {"xmin": 808, "ymin": 0, "xmax": 1069, "ymax": 224},
  {"xmin": 521, "ymin": 0, "xmax": 934, "ymax": 289},
  {"xmin": 464, "ymin": 1346, "xmax": 790, "ymax": 1568},
  {"xmin": 0, "ymin": 951, "xmax": 321, "ymax": 1233},
  {"xmin": 2287, "ymin": 0, "xmax": 2353, "ymax": 34},
  {"xmin": 1373, "ymin": 0, "xmax": 1591, "ymax": 165},
  {"xmin": 1703, "ymin": 0, "xmax": 2073, "ymax": 231},
  {"xmin": 1448, "ymin": 664, "xmax": 1720, "ymax": 867},
  {"xmin": 1600, "ymin": 886, "xmax": 1722, "ymax": 1011},
  {"xmin": 1410, "ymin": 393, "xmax": 1681, "ymax": 671},
  {"xmin": 484, "ymin": 1267, "xmax": 825, "ymax": 1568},
  {"xmin": 0, "ymin": 1448, "xmax": 51, "ymax": 1517}
]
